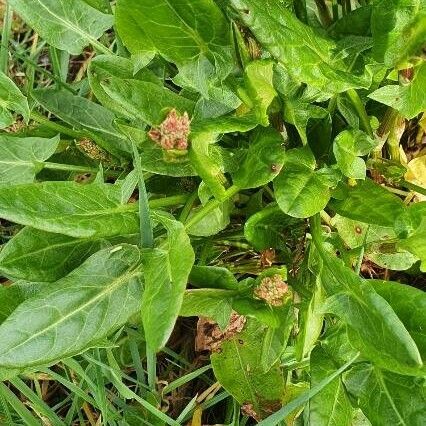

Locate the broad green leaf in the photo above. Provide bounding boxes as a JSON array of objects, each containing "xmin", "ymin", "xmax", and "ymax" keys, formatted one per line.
[
  {"xmin": 0, "ymin": 135, "xmax": 59, "ymax": 184},
  {"xmin": 141, "ymin": 212, "xmax": 195, "ymax": 351},
  {"xmin": 294, "ymin": 273, "xmax": 324, "ymax": 361},
  {"xmin": 370, "ymin": 279, "xmax": 426, "ymax": 356},
  {"xmin": 211, "ymin": 318, "xmax": 285, "ymax": 420},
  {"xmin": 308, "ymin": 346, "xmax": 353, "ymax": 426},
  {"xmin": 369, "ymin": 62, "xmax": 426, "ymax": 120},
  {"xmin": 0, "ymin": 245, "xmax": 143, "ymax": 368},
  {"xmin": 174, "ymin": 55, "xmax": 241, "ymax": 114},
  {"xmin": 0, "ymin": 286, "xmax": 26, "ymax": 325},
  {"xmin": 243, "ymin": 60, "xmax": 277, "ymax": 126},
  {"xmin": 115, "ymin": 0, "xmax": 233, "ymax": 79},
  {"xmin": 333, "ymin": 129, "xmax": 377, "ymax": 180},
  {"xmin": 186, "ymin": 181, "xmax": 232, "ymax": 237},
  {"xmin": 189, "ymin": 265, "xmax": 238, "ymax": 290},
  {"xmin": 371, "ymin": 0, "xmax": 423, "ymax": 66},
  {"xmin": 330, "ymin": 179, "xmax": 406, "ymax": 227},
  {"xmin": 328, "ymin": 6, "xmax": 372, "ymax": 38},
  {"xmin": 0, "ymin": 227, "xmax": 138, "ymax": 282},
  {"xmin": 332, "ymin": 215, "xmax": 418, "ymax": 271},
  {"xmin": 231, "ymin": 0, "xmax": 370, "ymax": 94},
  {"xmin": 88, "ymin": 55, "xmax": 162, "ymax": 118},
  {"xmin": 233, "ymin": 127, "xmax": 286, "ymax": 190},
  {"xmin": 32, "ymin": 89, "xmax": 132, "ymax": 157},
  {"xmin": 0, "ymin": 227, "xmax": 101, "ymax": 282},
  {"xmin": 244, "ymin": 204, "xmax": 303, "ymax": 251},
  {"xmin": 9, "ymin": 0, "xmax": 113, "ymax": 55},
  {"xmin": 274, "ymin": 147, "xmax": 341, "ymax": 218},
  {"xmin": 0, "ymin": 71, "xmax": 30, "ymax": 128},
  {"xmin": 343, "ymin": 363, "xmax": 426, "ymax": 426},
  {"xmin": 311, "ymin": 216, "xmax": 423, "ymax": 376},
  {"xmin": 180, "ymin": 289, "xmax": 234, "ymax": 329},
  {"xmin": 100, "ymin": 78, "xmax": 195, "ymax": 126},
  {"xmin": 283, "ymin": 98, "xmax": 328, "ymax": 145},
  {"xmin": 82, "ymin": 0, "xmax": 110, "ymax": 13},
  {"xmin": 395, "ymin": 202, "xmax": 426, "ymax": 271},
  {"xmin": 0, "ymin": 181, "xmax": 139, "ymax": 238}
]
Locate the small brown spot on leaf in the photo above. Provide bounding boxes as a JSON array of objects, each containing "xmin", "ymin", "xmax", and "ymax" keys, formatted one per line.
[{"xmin": 355, "ymin": 226, "xmax": 363, "ymax": 234}]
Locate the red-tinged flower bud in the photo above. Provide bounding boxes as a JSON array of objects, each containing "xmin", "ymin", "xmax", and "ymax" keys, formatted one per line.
[{"xmin": 148, "ymin": 109, "xmax": 191, "ymax": 151}]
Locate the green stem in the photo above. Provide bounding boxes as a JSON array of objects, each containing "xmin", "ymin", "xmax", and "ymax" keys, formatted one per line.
[
  {"xmin": 184, "ymin": 185, "xmax": 240, "ymax": 230},
  {"xmin": 149, "ymin": 195, "xmax": 189, "ymax": 209},
  {"xmin": 178, "ymin": 190, "xmax": 199, "ymax": 223},
  {"xmin": 401, "ymin": 180, "xmax": 426, "ymax": 196},
  {"xmin": 146, "ymin": 348, "xmax": 157, "ymax": 392},
  {"xmin": 42, "ymin": 162, "xmax": 121, "ymax": 177},
  {"xmin": 0, "ymin": 1, "xmax": 13, "ymax": 73},
  {"xmin": 347, "ymin": 89, "xmax": 374, "ymax": 138},
  {"xmin": 132, "ymin": 141, "xmax": 153, "ymax": 249},
  {"xmin": 30, "ymin": 111, "xmax": 86, "ymax": 139}
]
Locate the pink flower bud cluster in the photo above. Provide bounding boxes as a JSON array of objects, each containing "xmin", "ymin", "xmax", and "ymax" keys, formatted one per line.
[{"xmin": 148, "ymin": 109, "xmax": 191, "ymax": 150}]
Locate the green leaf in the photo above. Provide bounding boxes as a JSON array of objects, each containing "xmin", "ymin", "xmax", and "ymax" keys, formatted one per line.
[
  {"xmin": 189, "ymin": 265, "xmax": 238, "ymax": 290},
  {"xmin": 343, "ymin": 363, "xmax": 426, "ymax": 426},
  {"xmin": 0, "ymin": 245, "xmax": 143, "ymax": 368},
  {"xmin": 115, "ymin": 0, "xmax": 233, "ymax": 79},
  {"xmin": 186, "ymin": 182, "xmax": 232, "ymax": 236},
  {"xmin": 231, "ymin": 0, "xmax": 370, "ymax": 94},
  {"xmin": 9, "ymin": 0, "xmax": 113, "ymax": 55},
  {"xmin": 370, "ymin": 279, "xmax": 426, "ymax": 356},
  {"xmin": 180, "ymin": 289, "xmax": 234, "ymax": 329},
  {"xmin": 32, "ymin": 89, "xmax": 132, "ymax": 157},
  {"xmin": 243, "ymin": 60, "xmax": 277, "ymax": 126},
  {"xmin": 100, "ymin": 77, "xmax": 195, "ymax": 126},
  {"xmin": 311, "ymin": 216, "xmax": 423, "ymax": 376},
  {"xmin": 330, "ymin": 179, "xmax": 406, "ymax": 227},
  {"xmin": 0, "ymin": 286, "xmax": 26, "ymax": 325},
  {"xmin": 211, "ymin": 318, "xmax": 285, "ymax": 420},
  {"xmin": 88, "ymin": 55, "xmax": 162, "ymax": 118},
  {"xmin": 0, "ymin": 135, "xmax": 59, "ymax": 184},
  {"xmin": 0, "ymin": 227, "xmax": 101, "ymax": 282},
  {"xmin": 332, "ymin": 215, "xmax": 418, "ymax": 271},
  {"xmin": 244, "ymin": 204, "xmax": 303, "ymax": 251},
  {"xmin": 294, "ymin": 274, "xmax": 324, "ymax": 361},
  {"xmin": 0, "ymin": 181, "xmax": 139, "ymax": 238},
  {"xmin": 257, "ymin": 354, "xmax": 360, "ymax": 426},
  {"xmin": 141, "ymin": 212, "xmax": 195, "ymax": 352},
  {"xmin": 371, "ymin": 0, "xmax": 423, "ymax": 66},
  {"xmin": 0, "ymin": 71, "xmax": 30, "ymax": 128},
  {"xmin": 233, "ymin": 127, "xmax": 286, "ymax": 190},
  {"xmin": 308, "ymin": 346, "xmax": 353, "ymax": 426},
  {"xmin": 274, "ymin": 147, "xmax": 341, "ymax": 218},
  {"xmin": 333, "ymin": 129, "xmax": 377, "ymax": 180},
  {"xmin": 283, "ymin": 98, "xmax": 328, "ymax": 145},
  {"xmin": 369, "ymin": 62, "xmax": 426, "ymax": 120}
]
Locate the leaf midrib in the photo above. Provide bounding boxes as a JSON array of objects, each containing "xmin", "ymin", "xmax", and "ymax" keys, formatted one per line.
[{"xmin": 0, "ymin": 267, "xmax": 142, "ymax": 365}]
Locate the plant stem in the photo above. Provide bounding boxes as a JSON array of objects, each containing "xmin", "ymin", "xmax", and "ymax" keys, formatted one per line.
[
  {"xmin": 314, "ymin": 0, "xmax": 333, "ymax": 27},
  {"xmin": 401, "ymin": 180, "xmax": 426, "ymax": 196},
  {"xmin": 132, "ymin": 141, "xmax": 154, "ymax": 249},
  {"xmin": 178, "ymin": 190, "xmax": 199, "ymax": 223},
  {"xmin": 346, "ymin": 89, "xmax": 374, "ymax": 138},
  {"xmin": 184, "ymin": 185, "xmax": 240, "ymax": 230},
  {"xmin": 42, "ymin": 162, "xmax": 121, "ymax": 177},
  {"xmin": 30, "ymin": 111, "xmax": 86, "ymax": 139},
  {"xmin": 146, "ymin": 348, "xmax": 157, "ymax": 392},
  {"xmin": 149, "ymin": 195, "xmax": 189, "ymax": 209},
  {"xmin": 0, "ymin": 1, "xmax": 13, "ymax": 73}
]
